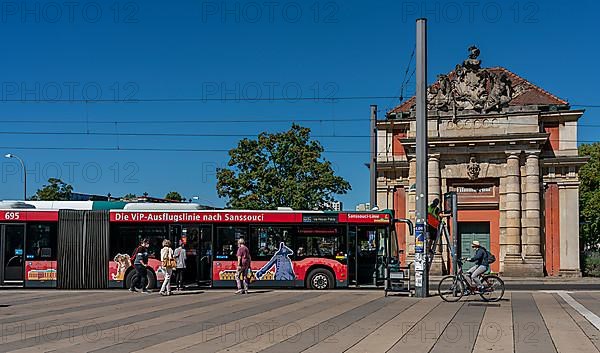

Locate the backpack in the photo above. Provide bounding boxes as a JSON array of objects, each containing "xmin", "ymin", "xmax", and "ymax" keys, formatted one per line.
[{"xmin": 487, "ymin": 250, "xmax": 496, "ymax": 264}]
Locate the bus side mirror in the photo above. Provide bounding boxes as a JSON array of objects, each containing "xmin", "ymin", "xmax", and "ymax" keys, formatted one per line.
[{"xmin": 393, "ymin": 218, "xmax": 414, "ymax": 236}]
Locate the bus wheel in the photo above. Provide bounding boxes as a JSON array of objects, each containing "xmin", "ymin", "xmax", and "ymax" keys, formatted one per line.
[
  {"xmin": 307, "ymin": 269, "xmax": 334, "ymax": 290},
  {"xmin": 125, "ymin": 270, "xmax": 157, "ymax": 290},
  {"xmin": 125, "ymin": 270, "xmax": 136, "ymax": 289}
]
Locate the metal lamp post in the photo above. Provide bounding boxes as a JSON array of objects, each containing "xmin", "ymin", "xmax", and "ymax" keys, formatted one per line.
[
  {"xmin": 4, "ymin": 153, "xmax": 27, "ymax": 200},
  {"xmin": 415, "ymin": 18, "xmax": 429, "ymax": 297}
]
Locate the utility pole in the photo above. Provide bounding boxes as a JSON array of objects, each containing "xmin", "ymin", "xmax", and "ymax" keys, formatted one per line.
[
  {"xmin": 370, "ymin": 105, "xmax": 377, "ymax": 209},
  {"xmin": 415, "ymin": 18, "xmax": 429, "ymax": 298}
]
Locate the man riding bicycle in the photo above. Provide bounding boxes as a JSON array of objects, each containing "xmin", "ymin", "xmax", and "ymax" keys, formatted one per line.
[{"xmin": 464, "ymin": 240, "xmax": 488, "ymax": 292}]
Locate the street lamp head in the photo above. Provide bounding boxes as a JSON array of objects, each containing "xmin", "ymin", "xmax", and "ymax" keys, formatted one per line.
[{"xmin": 4, "ymin": 154, "xmax": 13, "ymax": 158}]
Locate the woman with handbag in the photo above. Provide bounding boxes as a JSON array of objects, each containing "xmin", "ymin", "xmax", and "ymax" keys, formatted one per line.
[{"xmin": 160, "ymin": 239, "xmax": 176, "ymax": 296}]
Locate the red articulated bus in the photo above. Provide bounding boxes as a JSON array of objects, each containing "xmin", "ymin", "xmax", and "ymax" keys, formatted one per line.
[{"xmin": 0, "ymin": 202, "xmax": 400, "ymax": 290}]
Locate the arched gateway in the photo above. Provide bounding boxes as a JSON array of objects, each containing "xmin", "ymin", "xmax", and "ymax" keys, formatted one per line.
[{"xmin": 377, "ymin": 47, "xmax": 587, "ymax": 277}]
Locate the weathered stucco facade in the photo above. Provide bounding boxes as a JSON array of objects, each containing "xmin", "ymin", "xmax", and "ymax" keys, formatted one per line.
[{"xmin": 377, "ymin": 47, "xmax": 586, "ymax": 277}]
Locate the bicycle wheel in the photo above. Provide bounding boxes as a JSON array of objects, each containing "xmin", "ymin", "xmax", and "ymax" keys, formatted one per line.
[
  {"xmin": 438, "ymin": 275, "xmax": 464, "ymax": 302},
  {"xmin": 479, "ymin": 275, "xmax": 505, "ymax": 302}
]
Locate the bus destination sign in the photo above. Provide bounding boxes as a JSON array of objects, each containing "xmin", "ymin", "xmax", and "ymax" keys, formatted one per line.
[{"xmin": 302, "ymin": 214, "xmax": 338, "ymax": 223}]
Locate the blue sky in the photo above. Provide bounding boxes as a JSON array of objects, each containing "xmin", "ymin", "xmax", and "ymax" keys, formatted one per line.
[{"xmin": 1, "ymin": 0, "xmax": 598, "ymax": 208}]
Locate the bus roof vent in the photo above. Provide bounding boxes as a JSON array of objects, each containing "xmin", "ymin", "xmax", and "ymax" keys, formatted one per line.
[{"xmin": 277, "ymin": 207, "xmax": 293, "ymax": 211}]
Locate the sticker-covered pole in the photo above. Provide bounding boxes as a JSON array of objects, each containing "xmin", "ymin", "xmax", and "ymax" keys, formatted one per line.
[{"xmin": 415, "ymin": 18, "xmax": 429, "ymax": 298}]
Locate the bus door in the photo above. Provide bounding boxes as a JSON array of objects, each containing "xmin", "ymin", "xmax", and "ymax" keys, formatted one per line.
[
  {"xmin": 197, "ymin": 226, "xmax": 212, "ymax": 285},
  {"xmin": 169, "ymin": 225, "xmax": 212, "ymax": 286},
  {"xmin": 1, "ymin": 224, "xmax": 25, "ymax": 285},
  {"xmin": 348, "ymin": 226, "xmax": 387, "ymax": 286}
]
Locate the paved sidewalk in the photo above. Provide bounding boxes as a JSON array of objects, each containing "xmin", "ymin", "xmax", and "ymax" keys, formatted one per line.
[
  {"xmin": 0, "ymin": 289, "xmax": 599, "ymax": 352},
  {"xmin": 428, "ymin": 275, "xmax": 600, "ymax": 290}
]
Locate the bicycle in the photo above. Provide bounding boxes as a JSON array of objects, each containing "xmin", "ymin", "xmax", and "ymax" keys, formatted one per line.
[{"xmin": 437, "ymin": 258, "xmax": 505, "ymax": 302}]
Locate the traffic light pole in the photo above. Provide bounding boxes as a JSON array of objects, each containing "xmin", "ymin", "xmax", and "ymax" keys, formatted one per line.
[{"xmin": 414, "ymin": 18, "xmax": 429, "ymax": 298}]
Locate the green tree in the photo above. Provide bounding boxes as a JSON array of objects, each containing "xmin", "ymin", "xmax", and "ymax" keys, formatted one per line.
[
  {"xmin": 580, "ymin": 143, "xmax": 600, "ymax": 250},
  {"xmin": 165, "ymin": 191, "xmax": 183, "ymax": 202},
  {"xmin": 216, "ymin": 124, "xmax": 351, "ymax": 210},
  {"xmin": 31, "ymin": 178, "xmax": 73, "ymax": 201},
  {"xmin": 122, "ymin": 193, "xmax": 137, "ymax": 200}
]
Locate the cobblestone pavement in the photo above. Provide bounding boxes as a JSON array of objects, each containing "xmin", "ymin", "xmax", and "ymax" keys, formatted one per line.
[{"xmin": 0, "ymin": 289, "xmax": 599, "ymax": 352}]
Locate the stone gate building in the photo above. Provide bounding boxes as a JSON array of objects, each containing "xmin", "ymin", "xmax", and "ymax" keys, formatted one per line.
[{"xmin": 377, "ymin": 47, "xmax": 587, "ymax": 277}]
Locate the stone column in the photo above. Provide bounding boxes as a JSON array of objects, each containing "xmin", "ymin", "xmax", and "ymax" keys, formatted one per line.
[
  {"xmin": 498, "ymin": 177, "xmax": 507, "ymax": 273},
  {"xmin": 428, "ymin": 154, "xmax": 441, "ymax": 203},
  {"xmin": 521, "ymin": 152, "xmax": 544, "ymax": 276},
  {"xmin": 524, "ymin": 153, "xmax": 541, "ymax": 255},
  {"xmin": 503, "ymin": 152, "xmax": 524, "ymax": 276}
]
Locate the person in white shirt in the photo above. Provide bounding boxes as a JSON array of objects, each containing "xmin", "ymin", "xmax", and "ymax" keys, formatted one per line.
[{"xmin": 160, "ymin": 239, "xmax": 175, "ymax": 296}]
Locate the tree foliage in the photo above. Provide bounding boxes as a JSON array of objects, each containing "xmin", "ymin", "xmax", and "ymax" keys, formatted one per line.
[
  {"xmin": 165, "ymin": 191, "xmax": 183, "ymax": 202},
  {"xmin": 31, "ymin": 178, "xmax": 73, "ymax": 201},
  {"xmin": 579, "ymin": 143, "xmax": 600, "ymax": 250},
  {"xmin": 122, "ymin": 193, "xmax": 137, "ymax": 199},
  {"xmin": 216, "ymin": 124, "xmax": 351, "ymax": 210}
]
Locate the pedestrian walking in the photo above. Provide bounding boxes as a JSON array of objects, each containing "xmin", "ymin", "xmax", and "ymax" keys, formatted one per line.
[
  {"xmin": 160, "ymin": 239, "xmax": 176, "ymax": 296},
  {"xmin": 129, "ymin": 238, "xmax": 152, "ymax": 294},
  {"xmin": 173, "ymin": 241, "xmax": 187, "ymax": 291},
  {"xmin": 236, "ymin": 238, "xmax": 251, "ymax": 294}
]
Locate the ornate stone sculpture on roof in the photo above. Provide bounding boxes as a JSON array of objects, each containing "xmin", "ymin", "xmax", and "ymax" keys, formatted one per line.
[{"xmin": 426, "ymin": 46, "xmax": 515, "ymax": 114}]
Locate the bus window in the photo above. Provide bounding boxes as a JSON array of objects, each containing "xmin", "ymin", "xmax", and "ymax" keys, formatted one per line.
[
  {"xmin": 296, "ymin": 227, "xmax": 345, "ymax": 259},
  {"xmin": 215, "ymin": 227, "xmax": 247, "ymax": 260},
  {"xmin": 26, "ymin": 223, "xmax": 57, "ymax": 260},
  {"xmin": 250, "ymin": 226, "xmax": 293, "ymax": 259},
  {"xmin": 110, "ymin": 225, "xmax": 168, "ymax": 260}
]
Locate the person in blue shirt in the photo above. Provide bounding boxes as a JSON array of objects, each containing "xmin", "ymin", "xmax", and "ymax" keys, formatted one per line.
[
  {"xmin": 464, "ymin": 240, "xmax": 489, "ymax": 292},
  {"xmin": 129, "ymin": 238, "xmax": 151, "ymax": 294}
]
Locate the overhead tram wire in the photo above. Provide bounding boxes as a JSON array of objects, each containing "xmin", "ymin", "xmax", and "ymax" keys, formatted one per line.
[
  {"xmin": 3, "ymin": 130, "xmax": 600, "ymax": 138},
  {"xmin": 381, "ymin": 47, "xmax": 416, "ymax": 114},
  {"xmin": 0, "ymin": 146, "xmax": 377, "ymax": 154},
  {"xmin": 0, "ymin": 131, "xmax": 373, "ymax": 138},
  {"xmin": 3, "ymin": 119, "xmax": 600, "ymax": 131},
  {"xmin": 0, "ymin": 118, "xmax": 370, "ymax": 124},
  {"xmin": 0, "ymin": 87, "xmax": 597, "ymax": 108},
  {"xmin": 1, "ymin": 138, "xmax": 598, "ymax": 155},
  {"xmin": 0, "ymin": 95, "xmax": 401, "ymax": 104}
]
